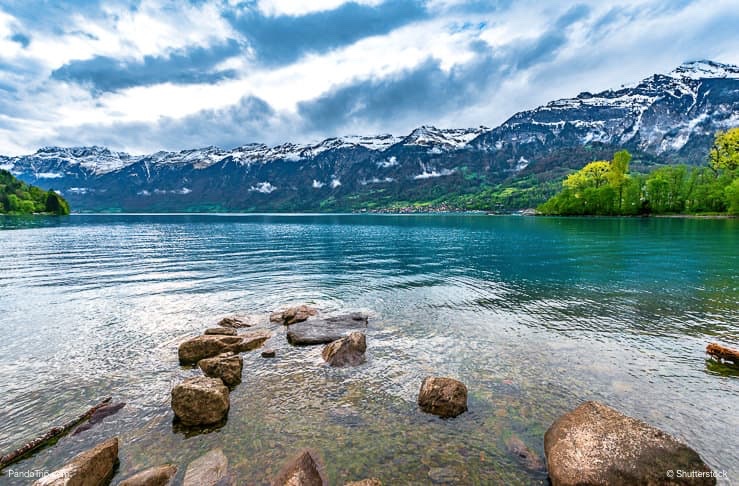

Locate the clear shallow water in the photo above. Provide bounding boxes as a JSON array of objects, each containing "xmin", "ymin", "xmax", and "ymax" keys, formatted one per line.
[{"xmin": 0, "ymin": 214, "xmax": 737, "ymax": 485}]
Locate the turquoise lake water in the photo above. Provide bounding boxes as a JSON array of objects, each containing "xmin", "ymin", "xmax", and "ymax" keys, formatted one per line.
[{"xmin": 0, "ymin": 214, "xmax": 737, "ymax": 484}]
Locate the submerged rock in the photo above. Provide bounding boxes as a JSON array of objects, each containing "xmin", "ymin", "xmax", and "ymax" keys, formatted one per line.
[
  {"xmin": 427, "ymin": 466, "xmax": 462, "ymax": 484},
  {"xmin": 72, "ymin": 401, "xmax": 126, "ymax": 435},
  {"xmin": 270, "ymin": 305, "xmax": 318, "ymax": 325},
  {"xmin": 504, "ymin": 435, "xmax": 544, "ymax": 471},
  {"xmin": 345, "ymin": 480, "xmax": 382, "ymax": 486},
  {"xmin": 178, "ymin": 331, "xmax": 271, "ymax": 364},
  {"xmin": 33, "ymin": 437, "xmax": 118, "ymax": 486},
  {"xmin": 261, "ymin": 349, "xmax": 276, "ymax": 358},
  {"xmin": 183, "ymin": 449, "xmax": 230, "ymax": 486},
  {"xmin": 204, "ymin": 327, "xmax": 237, "ymax": 336},
  {"xmin": 198, "ymin": 352, "xmax": 243, "ymax": 387},
  {"xmin": 417, "ymin": 377, "xmax": 468, "ymax": 418},
  {"xmin": 217, "ymin": 315, "xmax": 253, "ymax": 328},
  {"xmin": 171, "ymin": 376, "xmax": 230, "ymax": 426},
  {"xmin": 322, "ymin": 332, "xmax": 367, "ymax": 367},
  {"xmin": 273, "ymin": 449, "xmax": 327, "ymax": 486},
  {"xmin": 287, "ymin": 313, "xmax": 368, "ymax": 346},
  {"xmin": 119, "ymin": 464, "xmax": 177, "ymax": 486},
  {"xmin": 544, "ymin": 401, "xmax": 715, "ymax": 486}
]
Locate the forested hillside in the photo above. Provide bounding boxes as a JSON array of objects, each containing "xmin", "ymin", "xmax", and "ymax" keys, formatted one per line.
[
  {"xmin": 538, "ymin": 128, "xmax": 739, "ymax": 215},
  {"xmin": 0, "ymin": 170, "xmax": 70, "ymax": 215}
]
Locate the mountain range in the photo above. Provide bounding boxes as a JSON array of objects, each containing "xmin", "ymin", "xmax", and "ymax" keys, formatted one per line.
[{"xmin": 2, "ymin": 60, "xmax": 738, "ymax": 212}]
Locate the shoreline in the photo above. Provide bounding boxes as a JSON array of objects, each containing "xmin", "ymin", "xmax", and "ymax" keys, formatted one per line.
[{"xmin": 2, "ymin": 210, "xmax": 736, "ymax": 218}]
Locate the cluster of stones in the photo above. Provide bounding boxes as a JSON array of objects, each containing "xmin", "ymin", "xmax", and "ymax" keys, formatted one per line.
[
  {"xmin": 171, "ymin": 317, "xmax": 271, "ymax": 427},
  {"xmin": 32, "ymin": 438, "xmax": 379, "ymax": 485},
  {"xmin": 273, "ymin": 305, "xmax": 370, "ymax": 368},
  {"xmin": 35, "ymin": 304, "xmax": 721, "ymax": 485}
]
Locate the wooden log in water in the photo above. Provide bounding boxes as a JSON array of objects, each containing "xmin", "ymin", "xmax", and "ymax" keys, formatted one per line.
[
  {"xmin": 706, "ymin": 342, "xmax": 739, "ymax": 364},
  {"xmin": 0, "ymin": 396, "xmax": 112, "ymax": 470}
]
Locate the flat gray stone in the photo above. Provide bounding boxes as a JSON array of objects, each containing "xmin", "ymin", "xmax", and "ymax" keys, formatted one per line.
[{"xmin": 286, "ymin": 313, "xmax": 368, "ymax": 346}]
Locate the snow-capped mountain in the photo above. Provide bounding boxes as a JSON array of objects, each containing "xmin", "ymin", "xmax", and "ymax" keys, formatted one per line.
[
  {"xmin": 400, "ymin": 126, "xmax": 489, "ymax": 151},
  {"xmin": 0, "ymin": 146, "xmax": 134, "ymax": 178},
  {"xmin": 473, "ymin": 60, "xmax": 739, "ymax": 166},
  {"xmin": 3, "ymin": 60, "xmax": 737, "ymax": 212}
]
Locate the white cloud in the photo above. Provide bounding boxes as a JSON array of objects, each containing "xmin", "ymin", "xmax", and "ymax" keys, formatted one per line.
[
  {"xmin": 253, "ymin": 0, "xmax": 383, "ymax": 17},
  {"xmin": 22, "ymin": 2, "xmax": 236, "ymax": 70},
  {"xmin": 377, "ymin": 156, "xmax": 398, "ymax": 168},
  {"xmin": 249, "ymin": 181, "xmax": 277, "ymax": 193},
  {"xmin": 0, "ymin": 0, "xmax": 738, "ymax": 155},
  {"xmin": 413, "ymin": 168, "xmax": 455, "ymax": 179}
]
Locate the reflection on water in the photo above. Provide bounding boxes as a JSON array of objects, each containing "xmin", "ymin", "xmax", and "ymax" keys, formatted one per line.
[{"xmin": 0, "ymin": 214, "xmax": 737, "ymax": 484}]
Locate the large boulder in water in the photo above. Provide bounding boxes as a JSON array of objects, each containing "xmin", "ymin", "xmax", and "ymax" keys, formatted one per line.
[
  {"xmin": 322, "ymin": 332, "xmax": 367, "ymax": 367},
  {"xmin": 198, "ymin": 352, "xmax": 243, "ymax": 386},
  {"xmin": 273, "ymin": 449, "xmax": 327, "ymax": 486},
  {"xmin": 270, "ymin": 305, "xmax": 318, "ymax": 325},
  {"xmin": 417, "ymin": 377, "xmax": 468, "ymax": 418},
  {"xmin": 171, "ymin": 376, "xmax": 230, "ymax": 426},
  {"xmin": 178, "ymin": 330, "xmax": 271, "ymax": 364},
  {"xmin": 544, "ymin": 401, "xmax": 715, "ymax": 486},
  {"xmin": 183, "ymin": 448, "xmax": 231, "ymax": 486},
  {"xmin": 287, "ymin": 313, "xmax": 368, "ymax": 346},
  {"xmin": 119, "ymin": 464, "xmax": 177, "ymax": 486},
  {"xmin": 33, "ymin": 437, "xmax": 118, "ymax": 485}
]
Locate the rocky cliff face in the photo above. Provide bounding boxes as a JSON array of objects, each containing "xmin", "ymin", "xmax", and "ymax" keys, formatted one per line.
[{"xmin": 2, "ymin": 60, "xmax": 737, "ymax": 211}]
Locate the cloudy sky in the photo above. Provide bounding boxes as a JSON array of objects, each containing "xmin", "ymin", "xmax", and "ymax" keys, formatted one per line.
[{"xmin": 0, "ymin": 0, "xmax": 737, "ymax": 155}]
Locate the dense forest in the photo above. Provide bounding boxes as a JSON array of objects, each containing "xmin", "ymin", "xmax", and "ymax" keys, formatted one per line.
[
  {"xmin": 0, "ymin": 169, "xmax": 70, "ymax": 215},
  {"xmin": 537, "ymin": 128, "xmax": 739, "ymax": 216}
]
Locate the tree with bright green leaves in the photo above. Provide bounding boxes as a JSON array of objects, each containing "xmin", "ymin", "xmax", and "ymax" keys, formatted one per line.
[
  {"xmin": 539, "ymin": 152, "xmax": 636, "ymax": 215},
  {"xmin": 709, "ymin": 127, "xmax": 739, "ymax": 172},
  {"xmin": 607, "ymin": 150, "xmax": 631, "ymax": 211},
  {"xmin": 563, "ymin": 161, "xmax": 611, "ymax": 191}
]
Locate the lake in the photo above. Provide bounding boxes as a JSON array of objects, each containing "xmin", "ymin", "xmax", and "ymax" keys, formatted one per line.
[{"xmin": 0, "ymin": 214, "xmax": 737, "ymax": 484}]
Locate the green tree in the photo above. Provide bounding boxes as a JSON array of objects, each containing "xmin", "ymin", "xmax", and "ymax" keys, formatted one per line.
[
  {"xmin": 564, "ymin": 161, "xmax": 611, "ymax": 191},
  {"xmin": 607, "ymin": 150, "xmax": 631, "ymax": 211},
  {"xmin": 725, "ymin": 179, "xmax": 739, "ymax": 215},
  {"xmin": 45, "ymin": 190, "xmax": 71, "ymax": 215},
  {"xmin": 709, "ymin": 127, "xmax": 739, "ymax": 172},
  {"xmin": 644, "ymin": 166, "xmax": 687, "ymax": 213}
]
